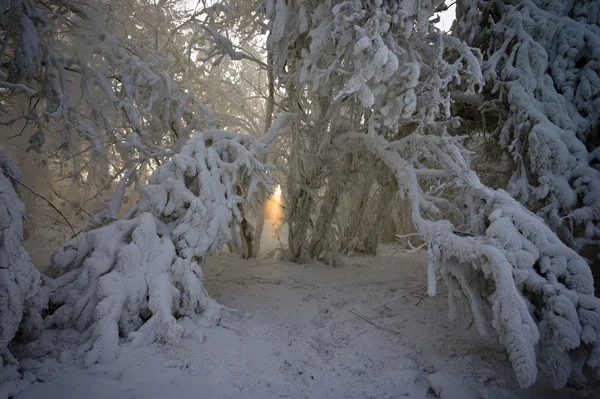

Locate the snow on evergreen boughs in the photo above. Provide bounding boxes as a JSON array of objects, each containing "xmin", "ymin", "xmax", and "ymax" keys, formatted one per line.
[
  {"xmin": 265, "ymin": 0, "xmax": 600, "ymax": 387},
  {"xmin": 443, "ymin": 188, "xmax": 600, "ymax": 388},
  {"xmin": 336, "ymin": 132, "xmax": 600, "ymax": 388},
  {"xmin": 46, "ymin": 115, "xmax": 293, "ymax": 366},
  {"xmin": 0, "ymin": 150, "xmax": 43, "ymax": 366},
  {"xmin": 138, "ymin": 128, "xmax": 277, "ymax": 260},
  {"xmin": 265, "ymin": 0, "xmax": 483, "ymax": 132},
  {"xmin": 0, "ymin": 0, "xmax": 45, "ymax": 86},
  {"xmin": 454, "ymin": 0, "xmax": 600, "ymax": 249},
  {"xmin": 2, "ymin": 0, "xmax": 217, "ymax": 149}
]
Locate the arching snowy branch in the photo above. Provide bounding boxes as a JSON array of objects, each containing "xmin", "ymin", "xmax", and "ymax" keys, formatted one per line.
[
  {"xmin": 1, "ymin": 0, "xmax": 218, "ymax": 224},
  {"xmin": 335, "ymin": 131, "xmax": 600, "ymax": 388}
]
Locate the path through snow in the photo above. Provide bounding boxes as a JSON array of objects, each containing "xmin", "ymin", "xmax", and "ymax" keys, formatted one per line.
[{"xmin": 8, "ymin": 246, "xmax": 595, "ymax": 399}]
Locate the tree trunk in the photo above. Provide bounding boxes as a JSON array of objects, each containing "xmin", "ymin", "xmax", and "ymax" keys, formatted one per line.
[
  {"xmin": 237, "ymin": 186, "xmax": 253, "ymax": 259},
  {"xmin": 309, "ymin": 183, "xmax": 340, "ymax": 258},
  {"xmin": 252, "ymin": 41, "xmax": 276, "ymax": 258}
]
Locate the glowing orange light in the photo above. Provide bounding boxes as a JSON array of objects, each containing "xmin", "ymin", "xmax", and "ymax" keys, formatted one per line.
[{"xmin": 266, "ymin": 185, "xmax": 283, "ymax": 220}]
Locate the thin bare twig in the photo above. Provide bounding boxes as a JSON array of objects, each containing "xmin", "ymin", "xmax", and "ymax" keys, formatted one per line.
[
  {"xmin": 48, "ymin": 184, "xmax": 96, "ymax": 221},
  {"xmin": 400, "ymin": 286, "xmax": 427, "ymax": 298},
  {"xmin": 415, "ymin": 292, "xmax": 426, "ymax": 306},
  {"xmin": 348, "ymin": 307, "xmax": 403, "ymax": 336},
  {"xmin": 2, "ymin": 169, "xmax": 78, "ymax": 239}
]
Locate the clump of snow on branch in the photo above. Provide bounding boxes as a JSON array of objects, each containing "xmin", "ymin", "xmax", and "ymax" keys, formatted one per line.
[
  {"xmin": 45, "ymin": 115, "xmax": 293, "ymax": 367},
  {"xmin": 0, "ymin": 150, "xmax": 43, "ymax": 366},
  {"xmin": 454, "ymin": 0, "xmax": 600, "ymax": 249}
]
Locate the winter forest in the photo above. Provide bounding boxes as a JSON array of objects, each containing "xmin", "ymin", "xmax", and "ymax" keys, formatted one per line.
[{"xmin": 1, "ymin": 0, "xmax": 600, "ymax": 397}]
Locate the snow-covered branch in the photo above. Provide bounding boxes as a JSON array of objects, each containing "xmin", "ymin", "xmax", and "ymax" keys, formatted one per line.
[
  {"xmin": 1, "ymin": 0, "xmax": 218, "ymax": 222},
  {"xmin": 455, "ymin": 0, "xmax": 600, "ymax": 249}
]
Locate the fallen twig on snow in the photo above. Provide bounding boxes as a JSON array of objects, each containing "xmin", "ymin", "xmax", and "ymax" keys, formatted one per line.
[
  {"xmin": 348, "ymin": 308, "xmax": 403, "ymax": 336},
  {"xmin": 400, "ymin": 286, "xmax": 427, "ymax": 298}
]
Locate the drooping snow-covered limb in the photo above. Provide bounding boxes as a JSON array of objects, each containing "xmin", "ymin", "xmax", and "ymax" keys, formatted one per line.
[
  {"xmin": 0, "ymin": 151, "xmax": 43, "ymax": 366},
  {"xmin": 335, "ymin": 132, "xmax": 600, "ymax": 388},
  {"xmin": 45, "ymin": 214, "xmax": 191, "ymax": 366},
  {"xmin": 46, "ymin": 115, "xmax": 294, "ymax": 366}
]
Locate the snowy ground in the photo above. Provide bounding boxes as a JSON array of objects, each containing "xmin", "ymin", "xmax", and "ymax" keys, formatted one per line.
[{"xmin": 5, "ymin": 245, "xmax": 596, "ymax": 399}]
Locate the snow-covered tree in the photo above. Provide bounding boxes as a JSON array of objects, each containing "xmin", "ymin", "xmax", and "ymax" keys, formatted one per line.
[
  {"xmin": 2, "ymin": 0, "xmax": 599, "ymax": 391},
  {"xmin": 0, "ymin": 0, "xmax": 221, "ymax": 239},
  {"xmin": 264, "ymin": 0, "xmax": 600, "ymax": 388},
  {"xmin": 45, "ymin": 114, "xmax": 293, "ymax": 366},
  {"xmin": 1, "ymin": 0, "xmax": 277, "ymax": 263},
  {"xmin": 0, "ymin": 150, "xmax": 43, "ymax": 366},
  {"xmin": 0, "ymin": 0, "xmax": 288, "ymax": 369},
  {"xmin": 453, "ymin": 0, "xmax": 600, "ymax": 252},
  {"xmin": 263, "ymin": 0, "xmax": 482, "ymax": 263}
]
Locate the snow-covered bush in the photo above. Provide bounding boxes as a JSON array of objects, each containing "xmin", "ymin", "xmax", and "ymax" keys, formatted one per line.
[
  {"xmin": 337, "ymin": 132, "xmax": 600, "ymax": 388},
  {"xmin": 454, "ymin": 0, "xmax": 600, "ymax": 250},
  {"xmin": 0, "ymin": 150, "xmax": 43, "ymax": 366},
  {"xmin": 45, "ymin": 115, "xmax": 293, "ymax": 366}
]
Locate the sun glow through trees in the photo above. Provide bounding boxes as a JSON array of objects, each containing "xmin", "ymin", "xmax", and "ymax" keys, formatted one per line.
[{"xmin": 266, "ymin": 184, "xmax": 283, "ymax": 220}]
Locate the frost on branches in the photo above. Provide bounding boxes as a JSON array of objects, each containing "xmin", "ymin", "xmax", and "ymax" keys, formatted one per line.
[
  {"xmin": 0, "ymin": 151, "xmax": 43, "ymax": 366},
  {"xmin": 265, "ymin": 0, "xmax": 482, "ymax": 133},
  {"xmin": 45, "ymin": 116, "xmax": 292, "ymax": 367},
  {"xmin": 454, "ymin": 0, "xmax": 600, "ymax": 250},
  {"xmin": 1, "ymin": 0, "xmax": 217, "ymax": 227}
]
